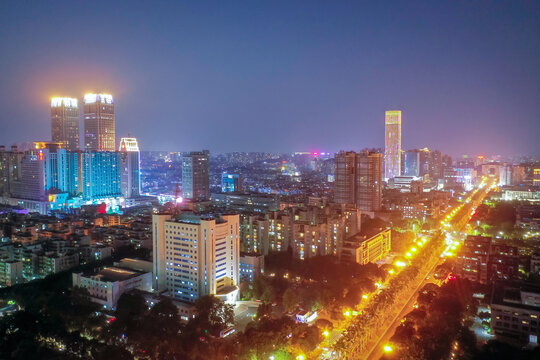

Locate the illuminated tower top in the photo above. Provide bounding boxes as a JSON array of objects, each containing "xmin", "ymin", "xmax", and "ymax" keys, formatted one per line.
[
  {"xmin": 51, "ymin": 97, "xmax": 78, "ymax": 108},
  {"xmin": 83, "ymin": 93, "xmax": 113, "ymax": 105},
  {"xmin": 119, "ymin": 137, "xmax": 140, "ymax": 152}
]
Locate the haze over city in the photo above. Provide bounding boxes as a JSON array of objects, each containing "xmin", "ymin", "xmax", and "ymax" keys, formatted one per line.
[
  {"xmin": 1, "ymin": 1, "xmax": 539, "ymax": 155},
  {"xmin": 1, "ymin": 2, "xmax": 540, "ymax": 360}
]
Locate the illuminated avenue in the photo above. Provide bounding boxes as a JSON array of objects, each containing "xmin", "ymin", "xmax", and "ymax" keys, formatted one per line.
[{"xmin": 1, "ymin": 2, "xmax": 540, "ymax": 360}]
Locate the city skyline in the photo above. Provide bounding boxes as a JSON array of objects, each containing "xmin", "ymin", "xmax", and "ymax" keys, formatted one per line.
[{"xmin": 1, "ymin": 1, "xmax": 539, "ymax": 156}]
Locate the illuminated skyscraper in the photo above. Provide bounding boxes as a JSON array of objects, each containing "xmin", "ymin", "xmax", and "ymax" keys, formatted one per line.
[
  {"xmin": 83, "ymin": 93, "xmax": 115, "ymax": 151},
  {"xmin": 384, "ymin": 110, "xmax": 402, "ymax": 180},
  {"xmin": 119, "ymin": 137, "xmax": 141, "ymax": 198},
  {"xmin": 51, "ymin": 97, "xmax": 80, "ymax": 150}
]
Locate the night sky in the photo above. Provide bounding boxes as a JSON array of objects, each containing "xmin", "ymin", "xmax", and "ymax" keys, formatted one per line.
[{"xmin": 1, "ymin": 1, "xmax": 539, "ymax": 156}]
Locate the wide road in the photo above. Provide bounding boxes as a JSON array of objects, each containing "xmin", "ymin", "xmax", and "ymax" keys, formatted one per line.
[{"xmin": 362, "ymin": 179, "xmax": 493, "ymax": 360}]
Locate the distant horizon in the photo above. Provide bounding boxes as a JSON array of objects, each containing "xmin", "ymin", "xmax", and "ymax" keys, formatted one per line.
[{"xmin": 2, "ymin": 139, "xmax": 538, "ymax": 161}]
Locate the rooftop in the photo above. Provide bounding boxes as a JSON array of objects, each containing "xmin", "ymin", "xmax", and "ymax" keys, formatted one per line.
[
  {"xmin": 491, "ymin": 281, "xmax": 540, "ymax": 311},
  {"xmin": 82, "ymin": 266, "xmax": 147, "ymax": 282}
]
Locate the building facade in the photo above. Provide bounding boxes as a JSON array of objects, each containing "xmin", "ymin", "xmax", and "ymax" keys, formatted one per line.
[
  {"xmin": 182, "ymin": 150, "xmax": 210, "ymax": 201},
  {"xmin": 339, "ymin": 228, "xmax": 391, "ymax": 265},
  {"xmin": 334, "ymin": 151, "xmax": 382, "ymax": 212},
  {"xmin": 491, "ymin": 281, "xmax": 540, "ymax": 346},
  {"xmin": 152, "ymin": 212, "xmax": 240, "ymax": 304},
  {"xmin": 119, "ymin": 137, "xmax": 141, "ymax": 198},
  {"xmin": 51, "ymin": 97, "xmax": 80, "ymax": 151},
  {"xmin": 384, "ymin": 110, "xmax": 402, "ymax": 180},
  {"xmin": 73, "ymin": 266, "xmax": 152, "ymax": 309},
  {"xmin": 221, "ymin": 173, "xmax": 242, "ymax": 193},
  {"xmin": 83, "ymin": 93, "xmax": 115, "ymax": 151},
  {"xmin": 81, "ymin": 152, "xmax": 122, "ymax": 201}
]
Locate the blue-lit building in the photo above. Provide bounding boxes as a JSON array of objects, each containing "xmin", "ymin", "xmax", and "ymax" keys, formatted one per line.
[
  {"xmin": 221, "ymin": 173, "xmax": 242, "ymax": 193},
  {"xmin": 82, "ymin": 152, "xmax": 122, "ymax": 201},
  {"xmin": 239, "ymin": 253, "xmax": 264, "ymax": 282},
  {"xmin": 404, "ymin": 150, "xmax": 420, "ymax": 177},
  {"xmin": 56, "ymin": 149, "xmax": 81, "ymax": 196}
]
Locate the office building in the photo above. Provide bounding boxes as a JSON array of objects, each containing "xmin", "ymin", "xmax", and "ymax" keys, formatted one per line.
[
  {"xmin": 51, "ymin": 97, "xmax": 80, "ymax": 150},
  {"xmin": 73, "ymin": 266, "xmax": 152, "ymax": 309},
  {"xmin": 56, "ymin": 149, "xmax": 81, "ymax": 196},
  {"xmin": 456, "ymin": 236, "xmax": 519, "ymax": 284},
  {"xmin": 10, "ymin": 149, "xmax": 47, "ymax": 201},
  {"xmin": 152, "ymin": 212, "xmax": 240, "ymax": 304},
  {"xmin": 356, "ymin": 151, "xmax": 383, "ymax": 212},
  {"xmin": 81, "ymin": 152, "xmax": 122, "ymax": 201},
  {"xmin": 384, "ymin": 110, "xmax": 402, "ymax": 180},
  {"xmin": 83, "ymin": 93, "xmax": 115, "ymax": 151},
  {"xmin": 182, "ymin": 150, "xmax": 210, "ymax": 201},
  {"xmin": 221, "ymin": 173, "xmax": 242, "ymax": 193},
  {"xmin": 119, "ymin": 137, "xmax": 141, "ymax": 198},
  {"xmin": 0, "ymin": 146, "xmax": 23, "ymax": 197},
  {"xmin": 491, "ymin": 281, "xmax": 540, "ymax": 346},
  {"xmin": 239, "ymin": 253, "xmax": 264, "ymax": 282},
  {"xmin": 334, "ymin": 151, "xmax": 357, "ymax": 204},
  {"xmin": 334, "ymin": 151, "xmax": 382, "ymax": 212},
  {"xmin": 339, "ymin": 228, "xmax": 391, "ymax": 265},
  {"xmin": 404, "ymin": 150, "xmax": 420, "ymax": 177}
]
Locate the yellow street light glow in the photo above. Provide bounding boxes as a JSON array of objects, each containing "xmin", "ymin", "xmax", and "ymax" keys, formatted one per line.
[
  {"xmin": 406, "ymin": 252, "xmax": 412, "ymax": 258},
  {"xmin": 322, "ymin": 330, "xmax": 329, "ymax": 337},
  {"xmin": 388, "ymin": 269, "xmax": 394, "ymax": 274},
  {"xmin": 362, "ymin": 294, "xmax": 368, "ymax": 299},
  {"xmin": 384, "ymin": 344, "xmax": 393, "ymax": 353},
  {"xmin": 417, "ymin": 242, "xmax": 423, "ymax": 246},
  {"xmin": 411, "ymin": 247, "xmax": 417, "ymax": 252},
  {"xmin": 395, "ymin": 261, "xmax": 406, "ymax": 267},
  {"xmin": 296, "ymin": 355, "xmax": 305, "ymax": 360},
  {"xmin": 343, "ymin": 310, "xmax": 351, "ymax": 317}
]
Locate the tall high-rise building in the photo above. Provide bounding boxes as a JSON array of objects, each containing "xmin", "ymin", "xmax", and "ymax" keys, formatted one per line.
[
  {"xmin": 182, "ymin": 150, "xmax": 210, "ymax": 201},
  {"xmin": 10, "ymin": 150, "xmax": 47, "ymax": 201},
  {"xmin": 384, "ymin": 110, "xmax": 402, "ymax": 180},
  {"xmin": 152, "ymin": 212, "xmax": 240, "ymax": 304},
  {"xmin": 334, "ymin": 151, "xmax": 357, "ymax": 204},
  {"xmin": 334, "ymin": 151, "xmax": 382, "ymax": 212},
  {"xmin": 119, "ymin": 137, "xmax": 141, "ymax": 198},
  {"xmin": 51, "ymin": 97, "xmax": 80, "ymax": 151},
  {"xmin": 404, "ymin": 150, "xmax": 420, "ymax": 177},
  {"xmin": 0, "ymin": 146, "xmax": 23, "ymax": 197},
  {"xmin": 83, "ymin": 94, "xmax": 115, "ymax": 151},
  {"xmin": 356, "ymin": 151, "xmax": 382, "ymax": 212}
]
